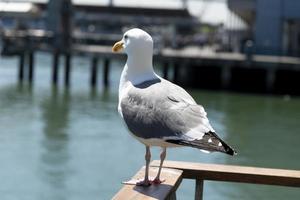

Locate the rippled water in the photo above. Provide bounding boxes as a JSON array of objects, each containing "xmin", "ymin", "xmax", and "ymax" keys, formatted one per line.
[{"xmin": 0, "ymin": 52, "xmax": 299, "ymax": 200}]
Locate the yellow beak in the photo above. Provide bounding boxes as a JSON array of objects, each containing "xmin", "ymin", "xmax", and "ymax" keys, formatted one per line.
[{"xmin": 112, "ymin": 40, "xmax": 124, "ymax": 52}]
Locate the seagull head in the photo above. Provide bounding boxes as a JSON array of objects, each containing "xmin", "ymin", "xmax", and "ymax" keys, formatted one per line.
[
  {"xmin": 112, "ymin": 28, "xmax": 157, "ymax": 85},
  {"xmin": 112, "ymin": 28, "xmax": 153, "ymax": 56}
]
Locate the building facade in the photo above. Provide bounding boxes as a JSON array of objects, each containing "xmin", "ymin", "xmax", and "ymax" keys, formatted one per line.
[{"xmin": 228, "ymin": 0, "xmax": 300, "ymax": 56}]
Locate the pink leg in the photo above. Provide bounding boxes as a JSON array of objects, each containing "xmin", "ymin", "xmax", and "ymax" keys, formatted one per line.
[
  {"xmin": 136, "ymin": 146, "xmax": 151, "ymax": 186},
  {"xmin": 151, "ymin": 147, "xmax": 166, "ymax": 184}
]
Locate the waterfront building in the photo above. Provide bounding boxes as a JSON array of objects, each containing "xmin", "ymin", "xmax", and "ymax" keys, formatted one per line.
[{"xmin": 228, "ymin": 0, "xmax": 300, "ymax": 56}]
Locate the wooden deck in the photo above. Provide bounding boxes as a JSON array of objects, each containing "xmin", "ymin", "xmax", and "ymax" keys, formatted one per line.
[{"xmin": 112, "ymin": 160, "xmax": 300, "ymax": 200}]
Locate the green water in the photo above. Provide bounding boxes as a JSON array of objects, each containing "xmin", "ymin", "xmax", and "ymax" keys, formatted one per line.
[{"xmin": 0, "ymin": 52, "xmax": 299, "ymax": 200}]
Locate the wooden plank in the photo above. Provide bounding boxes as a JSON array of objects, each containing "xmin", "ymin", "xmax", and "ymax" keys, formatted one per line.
[
  {"xmin": 151, "ymin": 160, "xmax": 300, "ymax": 187},
  {"xmin": 112, "ymin": 166, "xmax": 183, "ymax": 200}
]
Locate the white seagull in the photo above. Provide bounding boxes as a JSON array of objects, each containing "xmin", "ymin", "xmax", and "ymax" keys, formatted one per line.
[{"xmin": 112, "ymin": 28, "xmax": 236, "ymax": 186}]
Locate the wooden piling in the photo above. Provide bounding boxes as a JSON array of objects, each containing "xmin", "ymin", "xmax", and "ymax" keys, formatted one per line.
[
  {"xmin": 221, "ymin": 66, "xmax": 231, "ymax": 89},
  {"xmin": 18, "ymin": 53, "xmax": 25, "ymax": 82},
  {"xmin": 163, "ymin": 61, "xmax": 169, "ymax": 79},
  {"xmin": 173, "ymin": 62, "xmax": 179, "ymax": 84},
  {"xmin": 64, "ymin": 53, "xmax": 71, "ymax": 87},
  {"xmin": 103, "ymin": 58, "xmax": 110, "ymax": 88},
  {"xmin": 52, "ymin": 51, "xmax": 59, "ymax": 85},
  {"xmin": 90, "ymin": 57, "xmax": 98, "ymax": 88},
  {"xmin": 195, "ymin": 179, "xmax": 204, "ymax": 200},
  {"xmin": 266, "ymin": 69, "xmax": 276, "ymax": 93},
  {"xmin": 28, "ymin": 51, "xmax": 34, "ymax": 83}
]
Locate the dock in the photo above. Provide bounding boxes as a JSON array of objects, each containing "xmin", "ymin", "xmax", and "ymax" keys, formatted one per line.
[
  {"xmin": 2, "ymin": 28, "xmax": 300, "ymax": 95},
  {"xmin": 113, "ymin": 160, "xmax": 300, "ymax": 200},
  {"xmin": 1, "ymin": 0, "xmax": 300, "ymax": 95}
]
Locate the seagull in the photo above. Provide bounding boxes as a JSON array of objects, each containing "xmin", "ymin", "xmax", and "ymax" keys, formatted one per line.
[{"xmin": 112, "ymin": 28, "xmax": 236, "ymax": 186}]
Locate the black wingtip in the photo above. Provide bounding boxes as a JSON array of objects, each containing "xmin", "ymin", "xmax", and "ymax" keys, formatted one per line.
[
  {"xmin": 208, "ymin": 131, "xmax": 237, "ymax": 156},
  {"xmin": 219, "ymin": 140, "xmax": 237, "ymax": 156},
  {"xmin": 226, "ymin": 147, "xmax": 237, "ymax": 156}
]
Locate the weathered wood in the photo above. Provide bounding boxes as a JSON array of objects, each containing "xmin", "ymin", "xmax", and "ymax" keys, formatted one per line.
[
  {"xmin": 90, "ymin": 57, "xmax": 98, "ymax": 88},
  {"xmin": 151, "ymin": 160, "xmax": 300, "ymax": 187},
  {"xmin": 112, "ymin": 166, "xmax": 183, "ymax": 200},
  {"xmin": 194, "ymin": 179, "xmax": 203, "ymax": 200}
]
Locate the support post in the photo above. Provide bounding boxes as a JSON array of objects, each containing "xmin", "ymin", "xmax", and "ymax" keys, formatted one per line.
[
  {"xmin": 266, "ymin": 69, "xmax": 276, "ymax": 93},
  {"xmin": 173, "ymin": 62, "xmax": 179, "ymax": 84},
  {"xmin": 28, "ymin": 51, "xmax": 34, "ymax": 83},
  {"xmin": 195, "ymin": 179, "xmax": 204, "ymax": 200},
  {"xmin": 64, "ymin": 53, "xmax": 71, "ymax": 87},
  {"xmin": 167, "ymin": 192, "xmax": 177, "ymax": 200},
  {"xmin": 163, "ymin": 61, "xmax": 169, "ymax": 79},
  {"xmin": 18, "ymin": 53, "xmax": 25, "ymax": 82},
  {"xmin": 103, "ymin": 58, "xmax": 110, "ymax": 88},
  {"xmin": 221, "ymin": 65, "xmax": 231, "ymax": 89},
  {"xmin": 90, "ymin": 57, "xmax": 98, "ymax": 88},
  {"xmin": 52, "ymin": 51, "xmax": 59, "ymax": 86}
]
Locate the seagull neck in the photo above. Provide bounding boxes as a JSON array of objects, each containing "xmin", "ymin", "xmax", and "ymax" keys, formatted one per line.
[{"xmin": 123, "ymin": 56, "xmax": 156, "ymax": 85}]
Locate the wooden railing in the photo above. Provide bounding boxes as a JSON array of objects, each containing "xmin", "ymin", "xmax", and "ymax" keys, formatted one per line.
[{"xmin": 112, "ymin": 160, "xmax": 300, "ymax": 200}]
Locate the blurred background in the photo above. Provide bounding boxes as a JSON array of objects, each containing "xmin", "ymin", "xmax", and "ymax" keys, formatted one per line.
[{"xmin": 0, "ymin": 0, "xmax": 300, "ymax": 199}]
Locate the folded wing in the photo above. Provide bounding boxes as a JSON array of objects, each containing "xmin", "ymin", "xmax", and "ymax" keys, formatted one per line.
[{"xmin": 120, "ymin": 79, "xmax": 236, "ymax": 155}]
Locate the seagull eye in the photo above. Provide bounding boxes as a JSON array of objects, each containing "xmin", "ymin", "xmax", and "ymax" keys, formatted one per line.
[{"xmin": 124, "ymin": 35, "xmax": 128, "ymax": 40}]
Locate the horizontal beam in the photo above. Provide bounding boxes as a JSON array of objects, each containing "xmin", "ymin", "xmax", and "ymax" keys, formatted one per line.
[
  {"xmin": 151, "ymin": 160, "xmax": 300, "ymax": 187},
  {"xmin": 72, "ymin": 45, "xmax": 300, "ymax": 68}
]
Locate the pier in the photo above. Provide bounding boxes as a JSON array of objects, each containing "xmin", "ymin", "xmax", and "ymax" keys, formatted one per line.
[
  {"xmin": 1, "ymin": 1, "xmax": 300, "ymax": 95},
  {"xmin": 113, "ymin": 160, "xmax": 300, "ymax": 200},
  {"xmin": 2, "ymin": 28, "xmax": 300, "ymax": 94}
]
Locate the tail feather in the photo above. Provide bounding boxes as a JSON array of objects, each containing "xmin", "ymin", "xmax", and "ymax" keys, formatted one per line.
[{"xmin": 166, "ymin": 131, "xmax": 237, "ymax": 156}]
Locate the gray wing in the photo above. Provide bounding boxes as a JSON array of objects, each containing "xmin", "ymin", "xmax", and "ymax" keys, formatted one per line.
[{"xmin": 120, "ymin": 79, "xmax": 214, "ymax": 140}]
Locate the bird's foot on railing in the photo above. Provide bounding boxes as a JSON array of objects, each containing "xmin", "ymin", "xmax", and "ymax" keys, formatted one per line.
[
  {"xmin": 150, "ymin": 178, "xmax": 165, "ymax": 185},
  {"xmin": 123, "ymin": 178, "xmax": 151, "ymax": 186},
  {"xmin": 123, "ymin": 176, "xmax": 165, "ymax": 186}
]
